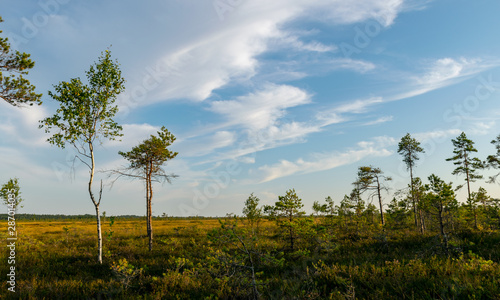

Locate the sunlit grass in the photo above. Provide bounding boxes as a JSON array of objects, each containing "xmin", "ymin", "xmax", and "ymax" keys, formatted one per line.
[{"xmin": 1, "ymin": 217, "xmax": 500, "ymax": 299}]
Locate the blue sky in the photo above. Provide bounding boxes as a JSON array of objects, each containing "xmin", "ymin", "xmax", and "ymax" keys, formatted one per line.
[{"xmin": 1, "ymin": 0, "xmax": 500, "ymax": 216}]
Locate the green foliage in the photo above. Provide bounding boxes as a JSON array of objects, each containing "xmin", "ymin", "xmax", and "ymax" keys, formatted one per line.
[
  {"xmin": 118, "ymin": 126, "xmax": 178, "ymax": 176},
  {"xmin": 275, "ymin": 189, "xmax": 305, "ymax": 219},
  {"xmin": 106, "ymin": 216, "xmax": 115, "ymax": 241},
  {"xmin": 39, "ymin": 49, "xmax": 125, "ymax": 264},
  {"xmin": 486, "ymin": 134, "xmax": 500, "ymax": 183},
  {"xmin": 0, "ymin": 16, "xmax": 42, "ymax": 106},
  {"xmin": 446, "ymin": 131, "xmax": 484, "ymax": 195},
  {"xmin": 386, "ymin": 197, "xmax": 411, "ymax": 228},
  {"xmin": 0, "ymin": 177, "xmax": 23, "ymax": 209},
  {"xmin": 397, "ymin": 133, "xmax": 425, "ymax": 172},
  {"xmin": 117, "ymin": 126, "xmax": 178, "ymax": 251},
  {"xmin": 206, "ymin": 217, "xmax": 266, "ymax": 299},
  {"xmin": 268, "ymin": 189, "xmax": 311, "ymax": 251},
  {"xmin": 398, "ymin": 133, "xmax": 425, "ymax": 231},
  {"xmin": 5, "ymin": 217, "xmax": 500, "ymax": 298},
  {"xmin": 422, "ymin": 174, "xmax": 458, "ymax": 236},
  {"xmin": 242, "ymin": 193, "xmax": 262, "ymax": 234},
  {"xmin": 354, "ymin": 166, "xmax": 391, "ymax": 225},
  {"xmin": 110, "ymin": 258, "xmax": 143, "ymax": 289},
  {"xmin": 243, "ymin": 193, "xmax": 262, "ymax": 219},
  {"xmin": 40, "ymin": 49, "xmax": 125, "ymax": 149},
  {"xmin": 312, "ymin": 252, "xmax": 500, "ymax": 299},
  {"xmin": 312, "ymin": 200, "xmax": 328, "ymax": 216}
]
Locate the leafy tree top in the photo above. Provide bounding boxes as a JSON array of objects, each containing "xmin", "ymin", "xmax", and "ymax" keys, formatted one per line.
[
  {"xmin": 397, "ymin": 133, "xmax": 424, "ymax": 171},
  {"xmin": 0, "ymin": 16, "xmax": 42, "ymax": 106},
  {"xmin": 0, "ymin": 178, "xmax": 23, "ymax": 208},
  {"xmin": 39, "ymin": 50, "xmax": 125, "ymax": 148},
  {"xmin": 242, "ymin": 193, "xmax": 262, "ymax": 220}
]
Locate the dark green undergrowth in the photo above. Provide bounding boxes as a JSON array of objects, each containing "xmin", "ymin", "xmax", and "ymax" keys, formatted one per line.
[{"xmin": 2, "ymin": 219, "xmax": 500, "ymax": 299}]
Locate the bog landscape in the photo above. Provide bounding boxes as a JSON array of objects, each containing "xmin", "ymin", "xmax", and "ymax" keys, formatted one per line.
[
  {"xmin": 2, "ymin": 1, "xmax": 500, "ymax": 299},
  {"xmin": 2, "ymin": 197, "xmax": 500, "ymax": 299}
]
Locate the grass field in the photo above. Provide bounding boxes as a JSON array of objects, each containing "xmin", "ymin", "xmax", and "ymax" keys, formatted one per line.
[{"xmin": 2, "ymin": 216, "xmax": 500, "ymax": 299}]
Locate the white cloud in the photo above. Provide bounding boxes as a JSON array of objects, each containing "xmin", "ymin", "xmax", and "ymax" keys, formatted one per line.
[
  {"xmin": 278, "ymin": 34, "xmax": 337, "ymax": 53},
  {"xmin": 390, "ymin": 57, "xmax": 500, "ymax": 102},
  {"xmin": 0, "ymin": 147, "xmax": 55, "ymax": 180},
  {"xmin": 106, "ymin": 123, "xmax": 161, "ymax": 148},
  {"xmin": 199, "ymin": 121, "xmax": 322, "ymax": 165},
  {"xmin": 239, "ymin": 156, "xmax": 256, "ymax": 164},
  {"xmin": 110, "ymin": 0, "xmax": 408, "ymax": 107},
  {"xmin": 468, "ymin": 121, "xmax": 496, "ymax": 136},
  {"xmin": 413, "ymin": 129, "xmax": 462, "ymax": 144},
  {"xmin": 316, "ymin": 97, "xmax": 382, "ymax": 126},
  {"xmin": 307, "ymin": 0, "xmax": 404, "ymax": 26},
  {"xmin": 334, "ymin": 97, "xmax": 384, "ymax": 114},
  {"xmin": 362, "ymin": 116, "xmax": 394, "ymax": 125},
  {"xmin": 178, "ymin": 131, "xmax": 237, "ymax": 157},
  {"xmin": 330, "ymin": 58, "xmax": 376, "ymax": 73},
  {"xmin": 0, "ymin": 103, "xmax": 49, "ymax": 147},
  {"xmin": 415, "ymin": 58, "xmax": 480, "ymax": 87},
  {"xmin": 317, "ymin": 57, "xmax": 500, "ymax": 123},
  {"xmin": 209, "ymin": 84, "xmax": 311, "ymax": 130},
  {"xmin": 256, "ymin": 136, "xmax": 394, "ymax": 182}
]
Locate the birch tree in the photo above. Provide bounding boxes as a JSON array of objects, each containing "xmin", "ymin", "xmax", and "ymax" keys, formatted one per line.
[
  {"xmin": 0, "ymin": 178, "xmax": 24, "ymax": 209},
  {"xmin": 242, "ymin": 193, "xmax": 262, "ymax": 235},
  {"xmin": 39, "ymin": 50, "xmax": 125, "ymax": 264}
]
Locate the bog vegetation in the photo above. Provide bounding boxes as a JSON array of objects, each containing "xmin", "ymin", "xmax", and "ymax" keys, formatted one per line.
[
  {"xmin": 2, "ymin": 15, "xmax": 500, "ymax": 299},
  {"xmin": 2, "ymin": 186, "xmax": 500, "ymax": 299}
]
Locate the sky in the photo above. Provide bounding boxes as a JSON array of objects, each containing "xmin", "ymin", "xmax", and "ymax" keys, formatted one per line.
[{"xmin": 1, "ymin": 0, "xmax": 500, "ymax": 217}]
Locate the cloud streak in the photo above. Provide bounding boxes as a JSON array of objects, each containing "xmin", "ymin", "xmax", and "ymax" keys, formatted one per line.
[{"xmin": 256, "ymin": 136, "xmax": 395, "ymax": 182}]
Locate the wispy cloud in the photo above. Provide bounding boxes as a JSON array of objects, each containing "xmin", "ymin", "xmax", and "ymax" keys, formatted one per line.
[
  {"xmin": 106, "ymin": 123, "xmax": 161, "ymax": 148},
  {"xmin": 255, "ymin": 136, "xmax": 395, "ymax": 182},
  {"xmin": 209, "ymin": 84, "xmax": 311, "ymax": 130},
  {"xmin": 316, "ymin": 97, "xmax": 383, "ymax": 126},
  {"xmin": 109, "ymin": 0, "xmax": 409, "ymax": 108},
  {"xmin": 0, "ymin": 103, "xmax": 49, "ymax": 147},
  {"xmin": 468, "ymin": 121, "xmax": 496, "ymax": 136},
  {"xmin": 278, "ymin": 34, "xmax": 337, "ymax": 53},
  {"xmin": 362, "ymin": 116, "xmax": 394, "ymax": 126},
  {"xmin": 177, "ymin": 131, "xmax": 237, "ymax": 158},
  {"xmin": 390, "ymin": 57, "xmax": 499, "ymax": 101},
  {"xmin": 412, "ymin": 129, "xmax": 462, "ymax": 143},
  {"xmin": 317, "ymin": 57, "xmax": 500, "ymax": 126}
]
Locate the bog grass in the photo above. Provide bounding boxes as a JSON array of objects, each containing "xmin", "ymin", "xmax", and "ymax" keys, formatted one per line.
[{"xmin": 1, "ymin": 217, "xmax": 500, "ymax": 299}]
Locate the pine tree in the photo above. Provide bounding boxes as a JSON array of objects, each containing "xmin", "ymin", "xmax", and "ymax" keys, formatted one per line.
[
  {"xmin": 397, "ymin": 133, "xmax": 425, "ymax": 231},
  {"xmin": 446, "ymin": 132, "xmax": 484, "ymax": 228}
]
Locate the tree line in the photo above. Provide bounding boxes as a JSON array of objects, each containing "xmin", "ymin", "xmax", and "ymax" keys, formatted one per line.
[{"xmin": 236, "ymin": 131, "xmax": 500, "ymax": 253}]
